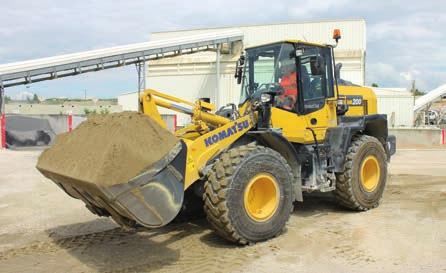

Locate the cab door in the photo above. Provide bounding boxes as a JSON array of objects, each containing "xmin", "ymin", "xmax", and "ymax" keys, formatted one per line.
[
  {"xmin": 269, "ymin": 43, "xmax": 309, "ymax": 143},
  {"xmin": 296, "ymin": 45, "xmax": 337, "ymax": 143}
]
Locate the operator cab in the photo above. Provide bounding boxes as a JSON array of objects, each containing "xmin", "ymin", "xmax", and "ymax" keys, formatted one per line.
[{"xmin": 237, "ymin": 41, "xmax": 336, "ymax": 116}]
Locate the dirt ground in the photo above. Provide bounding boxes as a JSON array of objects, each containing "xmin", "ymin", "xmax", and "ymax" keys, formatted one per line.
[{"xmin": 0, "ymin": 149, "xmax": 445, "ymax": 273}]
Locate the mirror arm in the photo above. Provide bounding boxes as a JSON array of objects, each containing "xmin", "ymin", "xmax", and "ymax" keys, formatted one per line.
[{"xmin": 234, "ymin": 55, "xmax": 245, "ymax": 85}]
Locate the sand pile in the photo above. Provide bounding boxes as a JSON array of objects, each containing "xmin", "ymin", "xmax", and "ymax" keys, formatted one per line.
[{"xmin": 36, "ymin": 112, "xmax": 179, "ymax": 187}]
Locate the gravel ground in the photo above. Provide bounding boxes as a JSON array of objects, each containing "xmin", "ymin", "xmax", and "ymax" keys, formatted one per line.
[{"xmin": 0, "ymin": 149, "xmax": 445, "ymax": 273}]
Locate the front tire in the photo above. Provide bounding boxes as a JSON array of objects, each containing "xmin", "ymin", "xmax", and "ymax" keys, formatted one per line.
[
  {"xmin": 203, "ymin": 143, "xmax": 294, "ymax": 245},
  {"xmin": 335, "ymin": 135, "xmax": 387, "ymax": 210}
]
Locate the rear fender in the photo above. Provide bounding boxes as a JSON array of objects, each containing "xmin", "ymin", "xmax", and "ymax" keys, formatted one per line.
[{"xmin": 326, "ymin": 114, "xmax": 394, "ymax": 172}]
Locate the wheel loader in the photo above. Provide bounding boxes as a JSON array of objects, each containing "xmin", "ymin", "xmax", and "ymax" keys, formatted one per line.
[{"xmin": 37, "ymin": 30, "xmax": 396, "ymax": 244}]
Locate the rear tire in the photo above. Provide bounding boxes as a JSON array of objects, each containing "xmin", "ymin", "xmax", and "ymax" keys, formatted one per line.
[
  {"xmin": 335, "ymin": 135, "xmax": 387, "ymax": 210},
  {"xmin": 203, "ymin": 143, "xmax": 294, "ymax": 245}
]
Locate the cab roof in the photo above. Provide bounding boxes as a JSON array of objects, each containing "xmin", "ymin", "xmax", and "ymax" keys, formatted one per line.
[{"xmin": 245, "ymin": 40, "xmax": 331, "ymax": 50}]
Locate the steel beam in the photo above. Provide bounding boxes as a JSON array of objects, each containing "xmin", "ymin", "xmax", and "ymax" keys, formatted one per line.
[{"xmin": 215, "ymin": 43, "xmax": 221, "ymax": 108}]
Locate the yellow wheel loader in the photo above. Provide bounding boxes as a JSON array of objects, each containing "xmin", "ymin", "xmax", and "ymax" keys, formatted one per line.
[{"xmin": 37, "ymin": 31, "xmax": 396, "ymax": 244}]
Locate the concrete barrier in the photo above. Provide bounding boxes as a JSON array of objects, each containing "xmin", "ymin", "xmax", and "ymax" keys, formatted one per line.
[
  {"xmin": 3, "ymin": 114, "xmax": 86, "ymax": 149},
  {"xmin": 389, "ymin": 127, "xmax": 443, "ymax": 148}
]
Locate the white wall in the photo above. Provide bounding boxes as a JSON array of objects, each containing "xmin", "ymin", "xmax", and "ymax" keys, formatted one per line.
[
  {"xmin": 377, "ymin": 96, "xmax": 414, "ymax": 127},
  {"xmin": 372, "ymin": 88, "xmax": 415, "ymax": 127},
  {"xmin": 117, "ymin": 92, "xmax": 139, "ymax": 111},
  {"xmin": 147, "ymin": 73, "xmax": 239, "ymax": 125},
  {"xmin": 117, "ymin": 91, "xmax": 178, "ymax": 130}
]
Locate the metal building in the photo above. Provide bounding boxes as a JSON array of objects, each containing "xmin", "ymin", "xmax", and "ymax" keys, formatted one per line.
[
  {"xmin": 372, "ymin": 87, "xmax": 414, "ymax": 127},
  {"xmin": 143, "ymin": 19, "xmax": 366, "ymax": 125}
]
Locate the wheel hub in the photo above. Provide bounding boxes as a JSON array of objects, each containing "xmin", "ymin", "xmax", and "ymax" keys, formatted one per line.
[
  {"xmin": 243, "ymin": 173, "xmax": 280, "ymax": 222},
  {"xmin": 360, "ymin": 155, "xmax": 380, "ymax": 192}
]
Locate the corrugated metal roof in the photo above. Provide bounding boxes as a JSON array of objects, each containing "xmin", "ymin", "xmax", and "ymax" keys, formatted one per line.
[
  {"xmin": 371, "ymin": 87, "xmax": 413, "ymax": 97},
  {"xmin": 152, "ymin": 19, "xmax": 365, "ymax": 34},
  {"xmin": 151, "ymin": 19, "xmax": 366, "ymax": 51}
]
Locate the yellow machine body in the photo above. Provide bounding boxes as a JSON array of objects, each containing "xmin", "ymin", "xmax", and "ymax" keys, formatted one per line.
[
  {"xmin": 140, "ymin": 86, "xmax": 378, "ymax": 190},
  {"xmin": 269, "ymin": 98, "xmax": 338, "ymax": 143},
  {"xmin": 338, "ymin": 85, "xmax": 378, "ymax": 116},
  {"xmin": 140, "ymin": 89, "xmax": 256, "ymax": 189},
  {"xmin": 122, "ymin": 39, "xmax": 393, "ymax": 232},
  {"xmin": 139, "ymin": 40, "xmax": 380, "ymax": 191}
]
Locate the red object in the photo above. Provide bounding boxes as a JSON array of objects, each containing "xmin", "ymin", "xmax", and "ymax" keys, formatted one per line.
[
  {"xmin": 280, "ymin": 71, "xmax": 298, "ymax": 94},
  {"xmin": 442, "ymin": 129, "xmax": 445, "ymax": 145},
  {"xmin": 1, "ymin": 114, "xmax": 5, "ymax": 149},
  {"xmin": 278, "ymin": 71, "xmax": 298, "ymax": 110},
  {"xmin": 173, "ymin": 114, "xmax": 177, "ymax": 132},
  {"xmin": 68, "ymin": 114, "xmax": 73, "ymax": 132}
]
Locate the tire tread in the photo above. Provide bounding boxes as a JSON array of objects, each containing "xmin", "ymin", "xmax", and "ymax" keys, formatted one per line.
[
  {"xmin": 203, "ymin": 142, "xmax": 293, "ymax": 245},
  {"xmin": 335, "ymin": 135, "xmax": 386, "ymax": 211}
]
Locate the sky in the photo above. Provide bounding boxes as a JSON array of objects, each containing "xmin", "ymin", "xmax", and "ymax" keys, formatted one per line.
[{"xmin": 1, "ymin": 0, "xmax": 445, "ymax": 99}]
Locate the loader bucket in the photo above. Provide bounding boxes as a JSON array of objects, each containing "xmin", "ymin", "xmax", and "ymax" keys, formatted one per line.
[{"xmin": 36, "ymin": 112, "xmax": 186, "ymax": 228}]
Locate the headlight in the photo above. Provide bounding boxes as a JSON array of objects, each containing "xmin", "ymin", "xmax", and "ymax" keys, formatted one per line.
[{"xmin": 260, "ymin": 93, "xmax": 272, "ymax": 103}]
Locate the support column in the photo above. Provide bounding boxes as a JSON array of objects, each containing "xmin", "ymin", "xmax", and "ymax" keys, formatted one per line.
[
  {"xmin": 143, "ymin": 60, "xmax": 147, "ymax": 90},
  {"xmin": 215, "ymin": 44, "xmax": 221, "ymax": 108},
  {"xmin": 136, "ymin": 60, "xmax": 146, "ymax": 112},
  {"xmin": 137, "ymin": 60, "xmax": 146, "ymax": 91}
]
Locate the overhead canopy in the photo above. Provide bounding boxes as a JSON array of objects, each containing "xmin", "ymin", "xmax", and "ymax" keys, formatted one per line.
[{"xmin": 0, "ymin": 29, "xmax": 243, "ymax": 88}]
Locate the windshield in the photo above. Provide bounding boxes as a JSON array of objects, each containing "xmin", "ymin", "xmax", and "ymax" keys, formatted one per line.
[{"xmin": 240, "ymin": 43, "xmax": 296, "ymax": 105}]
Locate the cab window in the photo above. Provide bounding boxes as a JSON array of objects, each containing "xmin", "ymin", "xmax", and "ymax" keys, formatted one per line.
[
  {"xmin": 275, "ymin": 43, "xmax": 298, "ymax": 111},
  {"xmin": 298, "ymin": 46, "xmax": 334, "ymax": 114},
  {"xmin": 240, "ymin": 43, "xmax": 298, "ymax": 112}
]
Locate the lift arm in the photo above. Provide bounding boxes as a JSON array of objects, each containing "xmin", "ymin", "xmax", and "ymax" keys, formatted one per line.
[{"xmin": 140, "ymin": 89, "xmax": 231, "ymax": 130}]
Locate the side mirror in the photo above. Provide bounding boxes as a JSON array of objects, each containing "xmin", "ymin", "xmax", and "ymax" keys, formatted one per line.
[
  {"xmin": 234, "ymin": 55, "xmax": 245, "ymax": 84},
  {"xmin": 310, "ymin": 56, "xmax": 325, "ymax": 75},
  {"xmin": 334, "ymin": 63, "xmax": 342, "ymax": 80}
]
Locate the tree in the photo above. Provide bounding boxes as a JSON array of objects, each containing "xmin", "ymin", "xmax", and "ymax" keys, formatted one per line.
[
  {"xmin": 412, "ymin": 88, "xmax": 425, "ymax": 96},
  {"xmin": 371, "ymin": 83, "xmax": 379, "ymax": 87},
  {"xmin": 83, "ymin": 108, "xmax": 97, "ymax": 115},
  {"xmin": 32, "ymin": 94, "xmax": 40, "ymax": 103},
  {"xmin": 4, "ymin": 96, "xmax": 11, "ymax": 103},
  {"xmin": 410, "ymin": 80, "xmax": 425, "ymax": 96},
  {"xmin": 99, "ymin": 108, "xmax": 110, "ymax": 115}
]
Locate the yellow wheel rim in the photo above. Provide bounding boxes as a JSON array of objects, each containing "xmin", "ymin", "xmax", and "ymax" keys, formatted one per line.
[
  {"xmin": 360, "ymin": 155, "xmax": 381, "ymax": 192},
  {"xmin": 243, "ymin": 173, "xmax": 280, "ymax": 222}
]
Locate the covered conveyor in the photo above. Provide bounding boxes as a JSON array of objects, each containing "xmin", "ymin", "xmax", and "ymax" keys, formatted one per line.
[
  {"xmin": 0, "ymin": 29, "xmax": 243, "ymax": 88},
  {"xmin": 0, "ymin": 29, "xmax": 244, "ymax": 148},
  {"xmin": 413, "ymin": 84, "xmax": 446, "ymax": 112}
]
